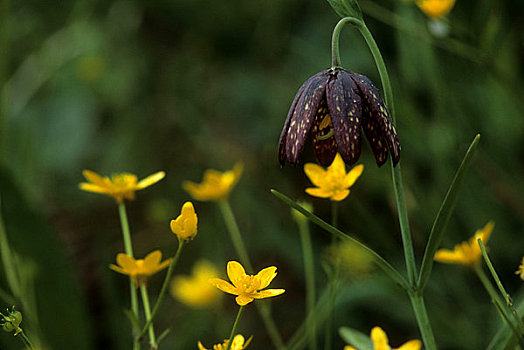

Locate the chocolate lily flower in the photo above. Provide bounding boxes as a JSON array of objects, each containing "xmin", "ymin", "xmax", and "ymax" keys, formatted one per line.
[{"xmin": 278, "ymin": 67, "xmax": 400, "ymax": 167}]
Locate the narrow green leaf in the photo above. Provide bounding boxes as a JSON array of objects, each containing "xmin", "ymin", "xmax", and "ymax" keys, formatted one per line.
[
  {"xmin": 271, "ymin": 189, "xmax": 408, "ymax": 289},
  {"xmin": 123, "ymin": 308, "xmax": 141, "ymax": 333},
  {"xmin": 157, "ymin": 328, "xmax": 171, "ymax": 345},
  {"xmin": 339, "ymin": 327, "xmax": 373, "ymax": 350},
  {"xmin": 487, "ymin": 299, "xmax": 524, "ymax": 350},
  {"xmin": 417, "ymin": 134, "xmax": 480, "ymax": 291},
  {"xmin": 0, "ymin": 198, "xmax": 21, "ymax": 297}
]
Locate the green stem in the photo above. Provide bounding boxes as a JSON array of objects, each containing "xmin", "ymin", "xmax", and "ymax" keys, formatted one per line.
[
  {"xmin": 408, "ymin": 294, "xmax": 438, "ymax": 350},
  {"xmin": 225, "ymin": 306, "xmax": 245, "ymax": 350},
  {"xmin": 139, "ymin": 240, "xmax": 185, "ymax": 339},
  {"xmin": 478, "ymin": 240, "xmax": 524, "ymax": 336},
  {"xmin": 219, "ymin": 200, "xmax": 253, "ymax": 272},
  {"xmin": 329, "ymin": 18, "xmax": 436, "ymax": 348},
  {"xmin": 20, "ymin": 330, "xmax": 35, "ymax": 350},
  {"xmin": 140, "ymin": 285, "xmax": 157, "ymax": 349},
  {"xmin": 218, "ymin": 200, "xmax": 287, "ymax": 350},
  {"xmin": 297, "ymin": 219, "xmax": 317, "ymax": 350},
  {"xmin": 474, "ymin": 265, "xmax": 523, "ymax": 345},
  {"xmin": 117, "ymin": 202, "xmax": 139, "ymax": 349},
  {"xmin": 325, "ymin": 201, "xmax": 339, "ymax": 350},
  {"xmin": 0, "ymin": 201, "xmax": 21, "ymax": 297},
  {"xmin": 331, "ymin": 201, "xmax": 338, "ymax": 229}
]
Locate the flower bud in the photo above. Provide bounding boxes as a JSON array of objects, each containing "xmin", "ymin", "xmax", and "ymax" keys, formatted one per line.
[{"xmin": 0, "ymin": 307, "xmax": 23, "ymax": 336}]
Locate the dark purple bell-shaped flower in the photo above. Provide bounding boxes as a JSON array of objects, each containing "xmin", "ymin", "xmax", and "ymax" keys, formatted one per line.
[{"xmin": 278, "ymin": 67, "xmax": 400, "ymax": 167}]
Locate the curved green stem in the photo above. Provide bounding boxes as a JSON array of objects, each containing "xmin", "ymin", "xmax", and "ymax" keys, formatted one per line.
[
  {"xmin": 329, "ymin": 17, "xmax": 436, "ymax": 349},
  {"xmin": 139, "ymin": 240, "xmax": 185, "ymax": 339},
  {"xmin": 140, "ymin": 285, "xmax": 157, "ymax": 349},
  {"xmin": 225, "ymin": 306, "xmax": 245, "ymax": 350},
  {"xmin": 117, "ymin": 203, "xmax": 139, "ymax": 350}
]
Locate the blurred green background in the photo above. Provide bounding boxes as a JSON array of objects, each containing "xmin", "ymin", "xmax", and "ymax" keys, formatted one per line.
[{"xmin": 0, "ymin": 0, "xmax": 523, "ymax": 349}]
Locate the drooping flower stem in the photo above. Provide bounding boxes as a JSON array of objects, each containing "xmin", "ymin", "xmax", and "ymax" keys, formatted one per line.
[
  {"xmin": 296, "ymin": 217, "xmax": 317, "ymax": 350},
  {"xmin": 140, "ymin": 285, "xmax": 157, "ymax": 349},
  {"xmin": 225, "ymin": 306, "xmax": 245, "ymax": 350},
  {"xmin": 117, "ymin": 202, "xmax": 139, "ymax": 350},
  {"xmin": 139, "ymin": 240, "xmax": 185, "ymax": 340},
  {"xmin": 218, "ymin": 200, "xmax": 287, "ymax": 350},
  {"xmin": 330, "ymin": 17, "xmax": 436, "ymax": 349}
]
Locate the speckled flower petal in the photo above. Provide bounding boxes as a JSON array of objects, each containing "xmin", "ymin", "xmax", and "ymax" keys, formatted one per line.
[
  {"xmin": 311, "ymin": 98, "xmax": 338, "ymax": 167},
  {"xmin": 361, "ymin": 103, "xmax": 389, "ymax": 166},
  {"xmin": 279, "ymin": 72, "xmax": 325, "ymax": 166},
  {"xmin": 326, "ymin": 69, "xmax": 362, "ymax": 165},
  {"xmin": 285, "ymin": 72, "xmax": 329, "ymax": 165},
  {"xmin": 352, "ymin": 73, "xmax": 400, "ymax": 166}
]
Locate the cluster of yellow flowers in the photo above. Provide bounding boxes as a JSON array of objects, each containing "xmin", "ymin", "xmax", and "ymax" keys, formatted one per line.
[
  {"xmin": 344, "ymin": 327, "xmax": 421, "ymax": 350},
  {"xmin": 79, "ymin": 164, "xmax": 286, "ymax": 348}
]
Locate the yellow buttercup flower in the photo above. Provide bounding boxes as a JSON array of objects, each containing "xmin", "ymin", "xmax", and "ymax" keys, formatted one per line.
[
  {"xmin": 79, "ymin": 170, "xmax": 165, "ymax": 203},
  {"xmin": 344, "ymin": 327, "xmax": 421, "ymax": 350},
  {"xmin": 516, "ymin": 257, "xmax": 524, "ymax": 281},
  {"xmin": 434, "ymin": 221, "xmax": 494, "ymax": 268},
  {"xmin": 170, "ymin": 201, "xmax": 198, "ymax": 241},
  {"xmin": 210, "ymin": 261, "xmax": 285, "ymax": 306},
  {"xmin": 171, "ymin": 260, "xmax": 221, "ymax": 308},
  {"xmin": 198, "ymin": 334, "xmax": 252, "ymax": 350},
  {"xmin": 415, "ymin": 0, "xmax": 455, "ymax": 19},
  {"xmin": 109, "ymin": 250, "xmax": 173, "ymax": 286},
  {"xmin": 183, "ymin": 163, "xmax": 243, "ymax": 202},
  {"xmin": 304, "ymin": 153, "xmax": 363, "ymax": 201}
]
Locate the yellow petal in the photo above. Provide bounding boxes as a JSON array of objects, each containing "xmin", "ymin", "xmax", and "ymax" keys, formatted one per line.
[
  {"xmin": 230, "ymin": 335, "xmax": 245, "ymax": 350},
  {"xmin": 305, "ymin": 187, "xmax": 332, "ymax": 199},
  {"xmin": 330, "ymin": 189, "xmax": 350, "ymax": 201},
  {"xmin": 235, "ymin": 295, "xmax": 254, "ymax": 306},
  {"xmin": 136, "ymin": 171, "xmax": 166, "ymax": 189},
  {"xmin": 477, "ymin": 221, "xmax": 494, "ymax": 243},
  {"xmin": 79, "ymin": 183, "xmax": 109, "ymax": 194},
  {"xmin": 255, "ymin": 266, "xmax": 277, "ymax": 289},
  {"xmin": 434, "ymin": 249, "xmax": 468, "ymax": 265},
  {"xmin": 344, "ymin": 347, "xmax": 357, "ymax": 350},
  {"xmin": 242, "ymin": 335, "xmax": 253, "ymax": 349},
  {"xmin": 82, "ymin": 170, "xmax": 106, "ymax": 186},
  {"xmin": 395, "ymin": 339, "xmax": 422, "ymax": 350},
  {"xmin": 144, "ymin": 250, "xmax": 162, "ymax": 270},
  {"xmin": 304, "ymin": 163, "xmax": 327, "ymax": 187},
  {"xmin": 116, "ymin": 253, "xmax": 137, "ymax": 273},
  {"xmin": 227, "ymin": 261, "xmax": 246, "ymax": 286},
  {"xmin": 416, "ymin": 0, "xmax": 455, "ymax": 19},
  {"xmin": 109, "ymin": 264, "xmax": 127, "ymax": 275},
  {"xmin": 232, "ymin": 162, "xmax": 244, "ymax": 182},
  {"xmin": 209, "ymin": 278, "xmax": 238, "ymax": 295},
  {"xmin": 370, "ymin": 327, "xmax": 389, "ymax": 350},
  {"xmin": 344, "ymin": 164, "xmax": 364, "ymax": 187},
  {"xmin": 254, "ymin": 288, "xmax": 285, "ymax": 299},
  {"xmin": 327, "ymin": 153, "xmax": 346, "ymax": 176},
  {"xmin": 197, "ymin": 341, "xmax": 208, "ymax": 350}
]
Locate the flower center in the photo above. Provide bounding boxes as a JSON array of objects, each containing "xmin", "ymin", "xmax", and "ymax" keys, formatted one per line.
[
  {"xmin": 111, "ymin": 173, "xmax": 138, "ymax": 189},
  {"xmin": 238, "ymin": 275, "xmax": 261, "ymax": 294}
]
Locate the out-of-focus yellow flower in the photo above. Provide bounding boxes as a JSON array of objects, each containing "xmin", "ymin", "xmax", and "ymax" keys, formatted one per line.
[
  {"xmin": 434, "ymin": 221, "xmax": 494, "ymax": 268},
  {"xmin": 344, "ymin": 327, "xmax": 421, "ymax": 350},
  {"xmin": 210, "ymin": 261, "xmax": 285, "ymax": 306},
  {"xmin": 304, "ymin": 153, "xmax": 363, "ymax": 201},
  {"xmin": 79, "ymin": 170, "xmax": 165, "ymax": 203},
  {"xmin": 198, "ymin": 334, "xmax": 252, "ymax": 350},
  {"xmin": 516, "ymin": 257, "xmax": 524, "ymax": 281},
  {"xmin": 182, "ymin": 163, "xmax": 243, "ymax": 202},
  {"xmin": 171, "ymin": 260, "xmax": 220, "ymax": 308},
  {"xmin": 170, "ymin": 202, "xmax": 198, "ymax": 241},
  {"xmin": 327, "ymin": 240, "xmax": 374, "ymax": 276},
  {"xmin": 109, "ymin": 250, "xmax": 172, "ymax": 286},
  {"xmin": 415, "ymin": 0, "xmax": 455, "ymax": 19}
]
